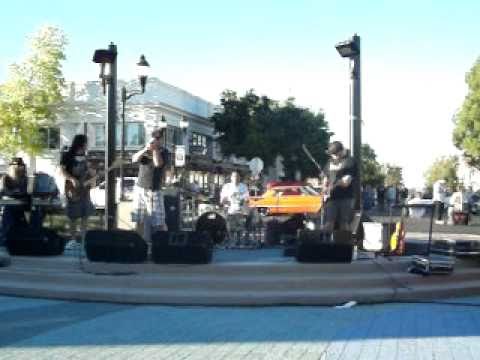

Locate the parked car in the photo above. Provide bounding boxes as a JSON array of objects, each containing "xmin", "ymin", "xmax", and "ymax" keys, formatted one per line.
[
  {"xmin": 469, "ymin": 193, "xmax": 480, "ymax": 215},
  {"xmin": 248, "ymin": 182, "xmax": 323, "ymax": 215},
  {"xmin": 90, "ymin": 177, "xmax": 136, "ymax": 209}
]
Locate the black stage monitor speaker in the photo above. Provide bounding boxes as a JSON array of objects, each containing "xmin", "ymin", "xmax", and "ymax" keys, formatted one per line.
[
  {"xmin": 85, "ymin": 229, "xmax": 147, "ymax": 263},
  {"xmin": 7, "ymin": 226, "xmax": 65, "ymax": 256},
  {"xmin": 151, "ymin": 230, "xmax": 213, "ymax": 264},
  {"xmin": 296, "ymin": 229, "xmax": 353, "ymax": 263}
]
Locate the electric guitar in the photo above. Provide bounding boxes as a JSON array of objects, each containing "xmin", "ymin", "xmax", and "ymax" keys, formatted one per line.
[
  {"xmin": 322, "ymin": 179, "xmax": 343, "ymax": 203},
  {"xmin": 64, "ymin": 159, "xmax": 126, "ymax": 202}
]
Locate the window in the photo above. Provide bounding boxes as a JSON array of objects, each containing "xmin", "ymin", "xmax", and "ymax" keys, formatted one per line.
[
  {"xmin": 192, "ymin": 133, "xmax": 207, "ymax": 147},
  {"xmin": 163, "ymin": 126, "xmax": 185, "ymax": 147},
  {"xmin": 93, "ymin": 124, "xmax": 105, "ymax": 148},
  {"xmin": 116, "ymin": 122, "xmax": 145, "ymax": 147},
  {"xmin": 191, "ymin": 133, "xmax": 207, "ymax": 155},
  {"xmin": 39, "ymin": 127, "xmax": 60, "ymax": 149}
]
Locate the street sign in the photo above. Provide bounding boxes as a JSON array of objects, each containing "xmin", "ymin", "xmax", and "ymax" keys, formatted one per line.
[{"xmin": 175, "ymin": 145, "xmax": 186, "ymax": 167}]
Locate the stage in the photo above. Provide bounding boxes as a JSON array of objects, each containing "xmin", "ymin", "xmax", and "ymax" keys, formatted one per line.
[{"xmin": 1, "ymin": 247, "xmax": 480, "ymax": 306}]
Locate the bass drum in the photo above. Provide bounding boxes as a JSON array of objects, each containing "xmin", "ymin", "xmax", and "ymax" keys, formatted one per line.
[{"xmin": 195, "ymin": 211, "xmax": 227, "ymax": 245}]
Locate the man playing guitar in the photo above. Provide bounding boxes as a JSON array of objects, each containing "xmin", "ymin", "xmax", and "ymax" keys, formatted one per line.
[
  {"xmin": 321, "ymin": 141, "xmax": 357, "ymax": 232},
  {"xmin": 60, "ymin": 134, "xmax": 96, "ymax": 249}
]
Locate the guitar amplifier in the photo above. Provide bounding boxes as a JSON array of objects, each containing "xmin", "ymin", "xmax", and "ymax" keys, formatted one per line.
[{"xmin": 163, "ymin": 188, "xmax": 181, "ymax": 232}]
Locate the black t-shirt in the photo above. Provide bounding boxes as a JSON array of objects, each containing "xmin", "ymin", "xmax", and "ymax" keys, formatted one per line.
[
  {"xmin": 137, "ymin": 148, "xmax": 168, "ymax": 191},
  {"xmin": 60, "ymin": 152, "xmax": 87, "ymax": 180},
  {"xmin": 323, "ymin": 155, "xmax": 357, "ymax": 200}
]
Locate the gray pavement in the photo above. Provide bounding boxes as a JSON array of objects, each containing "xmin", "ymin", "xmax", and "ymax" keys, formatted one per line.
[{"xmin": 2, "ymin": 295, "xmax": 480, "ymax": 359}]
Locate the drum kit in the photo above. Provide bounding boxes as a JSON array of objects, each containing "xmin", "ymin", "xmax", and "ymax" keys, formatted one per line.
[{"xmin": 178, "ymin": 187, "xmax": 264, "ymax": 249}]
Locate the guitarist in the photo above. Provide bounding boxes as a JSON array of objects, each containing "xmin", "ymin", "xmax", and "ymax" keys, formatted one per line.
[
  {"xmin": 321, "ymin": 141, "xmax": 357, "ymax": 233},
  {"xmin": 60, "ymin": 134, "xmax": 96, "ymax": 249}
]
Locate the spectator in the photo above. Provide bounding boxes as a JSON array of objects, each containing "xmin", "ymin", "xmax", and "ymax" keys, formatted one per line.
[{"xmin": 433, "ymin": 179, "xmax": 447, "ymax": 224}]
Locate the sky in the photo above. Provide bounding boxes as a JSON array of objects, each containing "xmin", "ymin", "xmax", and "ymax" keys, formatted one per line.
[{"xmin": 1, "ymin": 0, "xmax": 479, "ymax": 188}]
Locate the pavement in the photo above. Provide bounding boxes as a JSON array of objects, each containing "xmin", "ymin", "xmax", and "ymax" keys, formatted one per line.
[
  {"xmin": 1, "ymin": 294, "xmax": 480, "ymax": 359},
  {"xmin": 2, "ymin": 212, "xmax": 480, "ymax": 358}
]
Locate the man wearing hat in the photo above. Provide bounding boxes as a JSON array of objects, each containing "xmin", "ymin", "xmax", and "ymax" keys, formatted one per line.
[
  {"xmin": 0, "ymin": 157, "xmax": 29, "ymax": 266},
  {"xmin": 321, "ymin": 141, "xmax": 357, "ymax": 232}
]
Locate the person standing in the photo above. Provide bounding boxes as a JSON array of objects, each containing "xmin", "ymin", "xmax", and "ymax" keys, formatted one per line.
[
  {"xmin": 59, "ymin": 134, "xmax": 96, "ymax": 249},
  {"xmin": 0, "ymin": 158, "xmax": 29, "ymax": 266},
  {"xmin": 132, "ymin": 128, "xmax": 169, "ymax": 248},
  {"xmin": 433, "ymin": 179, "xmax": 447, "ymax": 224},
  {"xmin": 321, "ymin": 141, "xmax": 357, "ymax": 232},
  {"xmin": 220, "ymin": 171, "xmax": 249, "ymax": 244}
]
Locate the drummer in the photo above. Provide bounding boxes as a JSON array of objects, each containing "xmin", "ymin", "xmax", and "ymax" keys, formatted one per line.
[
  {"xmin": 0, "ymin": 157, "xmax": 29, "ymax": 266},
  {"xmin": 220, "ymin": 171, "xmax": 250, "ymax": 244}
]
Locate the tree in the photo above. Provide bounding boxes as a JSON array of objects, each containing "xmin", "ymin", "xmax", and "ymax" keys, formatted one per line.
[
  {"xmin": 424, "ymin": 156, "xmax": 459, "ymax": 191},
  {"xmin": 0, "ymin": 25, "xmax": 67, "ymax": 157},
  {"xmin": 384, "ymin": 164, "xmax": 403, "ymax": 187},
  {"xmin": 211, "ymin": 90, "xmax": 331, "ymax": 178},
  {"xmin": 453, "ymin": 56, "xmax": 480, "ymax": 169},
  {"xmin": 361, "ymin": 144, "xmax": 385, "ymax": 187}
]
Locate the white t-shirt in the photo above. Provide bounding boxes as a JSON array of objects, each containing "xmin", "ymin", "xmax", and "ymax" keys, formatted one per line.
[
  {"xmin": 220, "ymin": 182, "xmax": 249, "ymax": 214},
  {"xmin": 433, "ymin": 180, "xmax": 446, "ymax": 202}
]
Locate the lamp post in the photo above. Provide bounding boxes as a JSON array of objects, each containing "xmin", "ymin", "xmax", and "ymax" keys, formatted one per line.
[
  {"xmin": 93, "ymin": 43, "xmax": 118, "ymax": 230},
  {"xmin": 120, "ymin": 55, "xmax": 150, "ymax": 200},
  {"xmin": 335, "ymin": 34, "xmax": 362, "ymax": 211}
]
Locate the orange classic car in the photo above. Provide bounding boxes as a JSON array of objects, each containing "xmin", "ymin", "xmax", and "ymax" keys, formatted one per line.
[{"xmin": 248, "ymin": 181, "xmax": 323, "ymax": 215}]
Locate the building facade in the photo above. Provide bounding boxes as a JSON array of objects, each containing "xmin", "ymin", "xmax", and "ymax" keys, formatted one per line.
[{"xmin": 17, "ymin": 78, "xmax": 248, "ymax": 197}]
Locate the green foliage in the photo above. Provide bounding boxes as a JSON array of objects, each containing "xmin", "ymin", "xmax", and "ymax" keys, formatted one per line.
[
  {"xmin": 384, "ymin": 164, "xmax": 403, "ymax": 187},
  {"xmin": 453, "ymin": 56, "xmax": 480, "ymax": 169},
  {"xmin": 211, "ymin": 90, "xmax": 331, "ymax": 179},
  {"xmin": 0, "ymin": 25, "xmax": 67, "ymax": 157},
  {"xmin": 424, "ymin": 156, "xmax": 459, "ymax": 191},
  {"xmin": 361, "ymin": 144, "xmax": 385, "ymax": 187}
]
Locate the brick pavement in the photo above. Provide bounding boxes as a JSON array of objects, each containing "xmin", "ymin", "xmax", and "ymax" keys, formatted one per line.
[{"xmin": 1, "ymin": 295, "xmax": 480, "ymax": 359}]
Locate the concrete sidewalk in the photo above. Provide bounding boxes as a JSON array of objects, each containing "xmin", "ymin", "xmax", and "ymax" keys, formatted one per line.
[{"xmin": 1, "ymin": 295, "xmax": 480, "ymax": 359}]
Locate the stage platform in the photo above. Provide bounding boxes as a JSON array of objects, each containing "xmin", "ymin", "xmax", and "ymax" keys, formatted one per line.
[{"xmin": 1, "ymin": 247, "xmax": 480, "ymax": 306}]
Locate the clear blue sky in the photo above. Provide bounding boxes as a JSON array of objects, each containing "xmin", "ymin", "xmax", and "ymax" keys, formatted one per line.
[{"xmin": 1, "ymin": 0, "xmax": 479, "ymax": 187}]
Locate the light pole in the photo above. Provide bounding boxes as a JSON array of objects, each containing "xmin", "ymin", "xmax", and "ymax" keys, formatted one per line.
[
  {"xmin": 120, "ymin": 55, "xmax": 150, "ymax": 200},
  {"xmin": 93, "ymin": 43, "xmax": 118, "ymax": 230},
  {"xmin": 335, "ymin": 34, "xmax": 362, "ymax": 211}
]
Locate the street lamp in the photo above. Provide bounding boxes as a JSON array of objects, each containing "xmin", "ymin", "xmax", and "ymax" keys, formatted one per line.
[
  {"xmin": 93, "ymin": 43, "xmax": 118, "ymax": 230},
  {"xmin": 335, "ymin": 34, "xmax": 362, "ymax": 211},
  {"xmin": 120, "ymin": 55, "xmax": 151, "ymax": 200}
]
